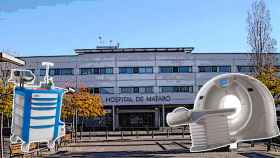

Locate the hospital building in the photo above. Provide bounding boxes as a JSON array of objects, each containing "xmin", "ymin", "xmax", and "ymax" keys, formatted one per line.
[{"xmin": 19, "ymin": 46, "xmax": 280, "ymax": 130}]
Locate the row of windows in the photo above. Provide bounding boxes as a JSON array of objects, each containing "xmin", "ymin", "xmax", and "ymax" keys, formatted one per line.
[
  {"xmin": 80, "ymin": 67, "xmax": 113, "ymax": 75},
  {"xmin": 120, "ymin": 86, "xmax": 154, "ymax": 93},
  {"xmin": 198, "ymin": 66, "xmax": 231, "ymax": 73},
  {"xmin": 160, "ymin": 86, "xmax": 193, "ymax": 93},
  {"xmin": 159, "ymin": 66, "xmax": 192, "ymax": 73},
  {"xmin": 31, "ymin": 65, "xmax": 279, "ymax": 76},
  {"xmin": 237, "ymin": 66, "xmax": 255, "ymax": 73},
  {"xmin": 88, "ymin": 87, "xmax": 114, "ymax": 94},
  {"xmin": 119, "ymin": 67, "xmax": 153, "ymax": 74},
  {"xmin": 40, "ymin": 68, "xmax": 73, "ymax": 76},
  {"xmin": 89, "ymin": 86, "xmax": 194, "ymax": 94}
]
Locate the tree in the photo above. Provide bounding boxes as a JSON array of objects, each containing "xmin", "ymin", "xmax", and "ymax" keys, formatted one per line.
[
  {"xmin": 247, "ymin": 0, "xmax": 280, "ymax": 105},
  {"xmin": 247, "ymin": 0, "xmax": 277, "ymax": 74},
  {"xmin": 256, "ymin": 67, "xmax": 280, "ymax": 105},
  {"xmin": 247, "ymin": 2, "xmax": 279, "ymax": 147},
  {"xmin": 73, "ymin": 89, "xmax": 105, "ymax": 118},
  {"xmin": 0, "ymin": 82, "xmax": 14, "ymax": 119},
  {"xmin": 0, "ymin": 62, "xmax": 15, "ymax": 121},
  {"xmin": 0, "ymin": 62, "xmax": 12, "ymax": 88},
  {"xmin": 62, "ymin": 88, "xmax": 105, "ymax": 137},
  {"xmin": 61, "ymin": 93, "xmax": 74, "ymax": 120},
  {"xmin": 61, "ymin": 88, "xmax": 105, "ymax": 120}
]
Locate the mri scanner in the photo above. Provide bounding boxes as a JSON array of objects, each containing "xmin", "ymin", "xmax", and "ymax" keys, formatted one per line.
[{"xmin": 166, "ymin": 73, "xmax": 280, "ymax": 152}]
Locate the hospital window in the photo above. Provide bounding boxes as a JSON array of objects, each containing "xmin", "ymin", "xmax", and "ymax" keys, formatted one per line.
[
  {"xmin": 89, "ymin": 87, "xmax": 114, "ymax": 94},
  {"xmin": 198, "ymin": 66, "xmax": 231, "ymax": 72},
  {"xmin": 159, "ymin": 86, "xmax": 193, "ymax": 93},
  {"xmin": 159, "ymin": 66, "xmax": 192, "ymax": 73},
  {"xmin": 119, "ymin": 67, "xmax": 153, "ymax": 74},
  {"xmin": 237, "ymin": 66, "xmax": 255, "ymax": 73},
  {"xmin": 120, "ymin": 86, "xmax": 154, "ymax": 94},
  {"xmin": 40, "ymin": 68, "xmax": 74, "ymax": 76},
  {"xmin": 218, "ymin": 66, "xmax": 231, "ymax": 72},
  {"xmin": 80, "ymin": 67, "xmax": 113, "ymax": 75}
]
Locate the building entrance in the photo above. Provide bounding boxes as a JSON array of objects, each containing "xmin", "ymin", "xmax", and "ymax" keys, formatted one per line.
[{"xmin": 119, "ymin": 112, "xmax": 155, "ymax": 129}]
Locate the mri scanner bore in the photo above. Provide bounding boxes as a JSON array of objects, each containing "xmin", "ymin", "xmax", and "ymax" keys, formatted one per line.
[{"xmin": 166, "ymin": 73, "xmax": 280, "ymax": 152}]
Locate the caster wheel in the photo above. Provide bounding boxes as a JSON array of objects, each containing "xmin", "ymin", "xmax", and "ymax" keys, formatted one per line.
[
  {"xmin": 21, "ymin": 143, "xmax": 30, "ymax": 152},
  {"xmin": 48, "ymin": 141, "xmax": 55, "ymax": 149},
  {"xmin": 10, "ymin": 135, "xmax": 18, "ymax": 143}
]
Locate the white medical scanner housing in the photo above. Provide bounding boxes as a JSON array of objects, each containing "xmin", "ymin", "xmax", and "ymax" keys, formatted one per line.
[{"xmin": 166, "ymin": 73, "xmax": 280, "ymax": 152}]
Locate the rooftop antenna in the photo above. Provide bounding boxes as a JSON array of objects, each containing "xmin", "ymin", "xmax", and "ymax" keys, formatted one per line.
[{"xmin": 98, "ymin": 36, "xmax": 103, "ymax": 47}]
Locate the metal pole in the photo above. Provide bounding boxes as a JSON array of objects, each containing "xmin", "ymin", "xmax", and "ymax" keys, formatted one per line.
[
  {"xmin": 112, "ymin": 105, "xmax": 115, "ymax": 131},
  {"xmin": 0, "ymin": 112, "xmax": 3, "ymax": 158},
  {"xmin": 106, "ymin": 129, "xmax": 108, "ymax": 140},
  {"xmin": 167, "ymin": 129, "xmax": 169, "ymax": 138},
  {"xmin": 74, "ymin": 66, "xmax": 78, "ymax": 143},
  {"xmin": 90, "ymin": 129, "xmax": 92, "ymax": 139},
  {"xmin": 75, "ymin": 109, "xmax": 78, "ymax": 142},
  {"xmin": 80, "ymin": 127, "xmax": 82, "ymax": 140},
  {"xmin": 162, "ymin": 104, "xmax": 165, "ymax": 128},
  {"xmin": 72, "ymin": 114, "xmax": 74, "ymax": 142}
]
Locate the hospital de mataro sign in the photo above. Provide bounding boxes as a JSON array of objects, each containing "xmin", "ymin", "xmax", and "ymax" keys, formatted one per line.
[{"xmin": 104, "ymin": 95, "xmax": 171, "ymax": 105}]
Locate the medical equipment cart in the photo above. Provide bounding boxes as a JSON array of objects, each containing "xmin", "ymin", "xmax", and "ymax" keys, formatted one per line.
[{"xmin": 10, "ymin": 85, "xmax": 65, "ymax": 152}]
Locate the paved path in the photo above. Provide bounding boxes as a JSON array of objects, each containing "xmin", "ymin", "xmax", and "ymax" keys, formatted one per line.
[
  {"xmin": 4, "ymin": 134, "xmax": 279, "ymax": 157},
  {"xmin": 44, "ymin": 138, "xmax": 276, "ymax": 158}
]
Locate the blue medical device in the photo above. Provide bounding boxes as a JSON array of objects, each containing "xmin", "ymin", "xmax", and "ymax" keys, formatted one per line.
[
  {"xmin": 10, "ymin": 87, "xmax": 65, "ymax": 151},
  {"xmin": 9, "ymin": 62, "xmax": 66, "ymax": 152}
]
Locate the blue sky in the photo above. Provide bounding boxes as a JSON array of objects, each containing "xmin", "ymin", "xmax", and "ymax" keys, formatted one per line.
[{"xmin": 0, "ymin": 0, "xmax": 279, "ymax": 56}]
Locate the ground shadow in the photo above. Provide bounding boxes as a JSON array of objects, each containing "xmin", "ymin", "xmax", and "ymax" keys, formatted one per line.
[
  {"xmin": 46, "ymin": 149, "xmax": 191, "ymax": 158},
  {"xmin": 239, "ymin": 152, "xmax": 274, "ymax": 158}
]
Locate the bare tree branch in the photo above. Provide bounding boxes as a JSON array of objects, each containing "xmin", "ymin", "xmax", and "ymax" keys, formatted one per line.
[{"xmin": 247, "ymin": 0, "xmax": 277, "ymax": 75}]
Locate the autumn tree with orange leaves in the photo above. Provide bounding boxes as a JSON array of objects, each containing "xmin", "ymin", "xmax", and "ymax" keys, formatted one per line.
[
  {"xmin": 0, "ymin": 62, "xmax": 14, "ymax": 125},
  {"xmin": 0, "ymin": 82, "xmax": 14, "ymax": 119},
  {"xmin": 61, "ymin": 88, "xmax": 105, "ymax": 120},
  {"xmin": 255, "ymin": 66, "xmax": 280, "ymax": 105}
]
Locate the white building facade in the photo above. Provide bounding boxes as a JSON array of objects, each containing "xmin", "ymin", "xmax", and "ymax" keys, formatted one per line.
[{"xmin": 20, "ymin": 47, "xmax": 280, "ymax": 130}]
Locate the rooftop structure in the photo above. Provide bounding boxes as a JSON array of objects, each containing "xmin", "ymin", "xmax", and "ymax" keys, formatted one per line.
[
  {"xmin": 75, "ymin": 47, "xmax": 194, "ymax": 54},
  {"xmin": 0, "ymin": 52, "xmax": 25, "ymax": 65}
]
